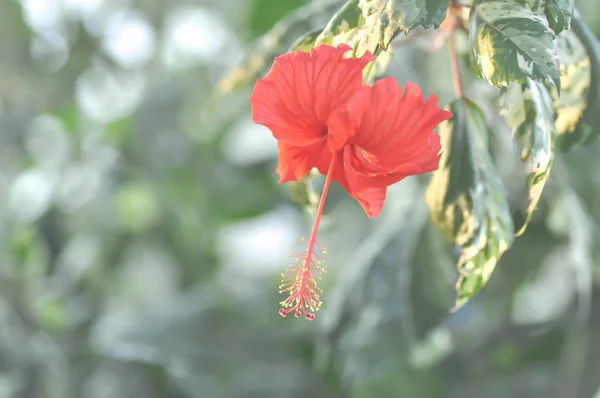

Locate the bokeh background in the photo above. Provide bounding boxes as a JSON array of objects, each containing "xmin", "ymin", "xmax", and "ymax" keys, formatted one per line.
[{"xmin": 2, "ymin": 0, "xmax": 600, "ymax": 397}]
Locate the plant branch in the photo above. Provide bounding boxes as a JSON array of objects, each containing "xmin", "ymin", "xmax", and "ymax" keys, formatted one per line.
[
  {"xmin": 448, "ymin": 29, "xmax": 464, "ymax": 99},
  {"xmin": 449, "ymin": 0, "xmax": 472, "ymax": 9}
]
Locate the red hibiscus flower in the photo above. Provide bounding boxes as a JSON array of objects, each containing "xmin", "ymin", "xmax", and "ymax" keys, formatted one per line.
[{"xmin": 249, "ymin": 44, "xmax": 451, "ymax": 320}]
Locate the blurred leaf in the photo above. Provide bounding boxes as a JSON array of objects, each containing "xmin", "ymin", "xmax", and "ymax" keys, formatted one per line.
[
  {"xmin": 500, "ymin": 78, "xmax": 555, "ymax": 236},
  {"xmin": 426, "ymin": 99, "xmax": 514, "ymax": 311},
  {"xmin": 115, "ymin": 183, "xmax": 161, "ymax": 233},
  {"xmin": 553, "ymin": 27, "xmax": 591, "ymax": 145},
  {"xmin": 288, "ymin": 28, "xmax": 323, "ymax": 52},
  {"xmin": 469, "ymin": 1, "xmax": 560, "ymax": 91},
  {"xmin": 246, "ymin": 0, "xmax": 307, "ymax": 39},
  {"xmin": 287, "ymin": 169, "xmax": 320, "ymax": 216},
  {"xmin": 322, "ymin": 178, "xmax": 426, "ymax": 329},
  {"xmin": 10, "ymin": 226, "xmax": 38, "ymax": 264},
  {"xmin": 544, "ymin": 0, "xmax": 574, "ymax": 34},
  {"xmin": 11, "ymin": 227, "xmax": 49, "ymax": 278},
  {"xmin": 212, "ymin": 168, "xmax": 280, "ymax": 220},
  {"xmin": 410, "ymin": 223, "xmax": 456, "ymax": 325},
  {"xmin": 407, "ymin": 328, "xmax": 453, "ymax": 369},
  {"xmin": 35, "ymin": 297, "xmax": 67, "ymax": 332},
  {"xmin": 52, "ymin": 105, "xmax": 78, "ymax": 135},
  {"xmin": 105, "ymin": 116, "xmax": 134, "ymax": 147},
  {"xmin": 218, "ymin": 0, "xmax": 343, "ymax": 93},
  {"xmin": 354, "ymin": 365, "xmax": 443, "ymax": 397},
  {"xmin": 556, "ymin": 16, "xmax": 600, "ymax": 150},
  {"xmin": 363, "ymin": 47, "xmax": 393, "ymax": 84}
]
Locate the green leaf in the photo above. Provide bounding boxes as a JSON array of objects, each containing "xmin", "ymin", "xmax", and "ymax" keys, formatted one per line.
[
  {"xmin": 358, "ymin": 0, "xmax": 449, "ymax": 53},
  {"xmin": 544, "ymin": 0, "xmax": 574, "ymax": 34},
  {"xmin": 421, "ymin": 0, "xmax": 449, "ymax": 29},
  {"xmin": 318, "ymin": 0, "xmax": 448, "ymax": 56},
  {"xmin": 35, "ymin": 297, "xmax": 67, "ymax": 332},
  {"xmin": 115, "ymin": 183, "xmax": 161, "ymax": 233},
  {"xmin": 500, "ymin": 79, "xmax": 555, "ymax": 236},
  {"xmin": 360, "ymin": 0, "xmax": 424, "ymax": 50},
  {"xmin": 555, "ymin": 16, "xmax": 600, "ymax": 150},
  {"xmin": 317, "ymin": 0, "xmax": 364, "ymax": 47},
  {"xmin": 426, "ymin": 99, "xmax": 514, "ymax": 311},
  {"xmin": 287, "ymin": 169, "xmax": 320, "ymax": 216},
  {"xmin": 288, "ymin": 28, "xmax": 323, "ymax": 52},
  {"xmin": 469, "ymin": 1, "xmax": 561, "ymax": 91},
  {"xmin": 218, "ymin": 0, "xmax": 342, "ymax": 93},
  {"xmin": 511, "ymin": 0, "xmax": 545, "ymax": 13}
]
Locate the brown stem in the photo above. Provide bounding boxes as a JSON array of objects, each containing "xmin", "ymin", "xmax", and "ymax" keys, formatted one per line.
[{"xmin": 448, "ymin": 28, "xmax": 464, "ymax": 99}]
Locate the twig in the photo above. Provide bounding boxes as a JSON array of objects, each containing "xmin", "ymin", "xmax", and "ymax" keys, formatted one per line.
[
  {"xmin": 449, "ymin": 0, "xmax": 472, "ymax": 9},
  {"xmin": 448, "ymin": 27, "xmax": 464, "ymax": 99}
]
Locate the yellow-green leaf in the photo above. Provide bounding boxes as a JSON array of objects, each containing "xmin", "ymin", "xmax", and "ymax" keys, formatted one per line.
[
  {"xmin": 555, "ymin": 15, "xmax": 600, "ymax": 150},
  {"xmin": 500, "ymin": 79, "xmax": 555, "ymax": 236},
  {"xmin": 426, "ymin": 99, "xmax": 514, "ymax": 311},
  {"xmin": 469, "ymin": 1, "xmax": 561, "ymax": 91}
]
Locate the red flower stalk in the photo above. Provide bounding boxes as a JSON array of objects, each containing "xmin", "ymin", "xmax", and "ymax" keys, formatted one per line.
[{"xmin": 250, "ymin": 44, "xmax": 451, "ymax": 320}]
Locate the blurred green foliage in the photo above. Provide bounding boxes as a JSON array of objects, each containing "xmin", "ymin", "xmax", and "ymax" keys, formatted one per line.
[
  {"xmin": 247, "ymin": 0, "xmax": 308, "ymax": 38},
  {"xmin": 0, "ymin": 0, "xmax": 600, "ymax": 397}
]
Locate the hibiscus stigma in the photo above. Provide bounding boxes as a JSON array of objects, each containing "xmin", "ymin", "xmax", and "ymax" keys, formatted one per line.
[
  {"xmin": 278, "ymin": 237, "xmax": 327, "ymax": 320},
  {"xmin": 278, "ymin": 155, "xmax": 337, "ymax": 320}
]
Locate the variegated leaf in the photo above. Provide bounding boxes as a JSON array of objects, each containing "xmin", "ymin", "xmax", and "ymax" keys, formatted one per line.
[
  {"xmin": 545, "ymin": 0, "xmax": 574, "ymax": 34},
  {"xmin": 511, "ymin": 0, "xmax": 546, "ymax": 14},
  {"xmin": 501, "ymin": 79, "xmax": 555, "ymax": 236},
  {"xmin": 318, "ymin": 0, "xmax": 448, "ymax": 56},
  {"xmin": 555, "ymin": 15, "xmax": 600, "ymax": 150},
  {"xmin": 316, "ymin": 0, "xmax": 364, "ymax": 47},
  {"xmin": 356, "ymin": 0, "xmax": 449, "ymax": 54},
  {"xmin": 553, "ymin": 26, "xmax": 591, "ymax": 149},
  {"xmin": 426, "ymin": 99, "xmax": 514, "ymax": 311},
  {"xmin": 469, "ymin": 1, "xmax": 561, "ymax": 91}
]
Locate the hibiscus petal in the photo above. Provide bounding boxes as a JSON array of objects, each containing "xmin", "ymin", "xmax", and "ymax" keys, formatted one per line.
[
  {"xmin": 339, "ymin": 146, "xmax": 388, "ymax": 218},
  {"xmin": 250, "ymin": 44, "xmax": 374, "ymax": 147},
  {"xmin": 326, "ymin": 78, "xmax": 450, "ymax": 217},
  {"xmin": 275, "ymin": 139, "xmax": 330, "ymax": 184},
  {"xmin": 326, "ymin": 86, "xmax": 369, "ymax": 153},
  {"xmin": 353, "ymin": 186, "xmax": 387, "ymax": 219},
  {"xmin": 329, "ymin": 78, "xmax": 414, "ymax": 152},
  {"xmin": 417, "ymin": 95, "xmax": 454, "ymax": 137},
  {"xmin": 331, "ymin": 78, "xmax": 451, "ymax": 184}
]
